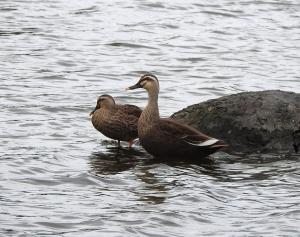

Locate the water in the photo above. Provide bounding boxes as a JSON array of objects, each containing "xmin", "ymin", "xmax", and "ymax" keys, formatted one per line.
[{"xmin": 1, "ymin": 0, "xmax": 300, "ymax": 236}]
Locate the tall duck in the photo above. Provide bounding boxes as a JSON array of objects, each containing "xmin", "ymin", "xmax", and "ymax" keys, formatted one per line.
[
  {"xmin": 90, "ymin": 94, "xmax": 142, "ymax": 148},
  {"xmin": 127, "ymin": 74, "xmax": 227, "ymax": 158}
]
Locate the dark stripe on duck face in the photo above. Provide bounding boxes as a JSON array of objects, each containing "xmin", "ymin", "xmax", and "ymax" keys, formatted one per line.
[
  {"xmin": 127, "ymin": 74, "xmax": 159, "ymax": 90},
  {"xmin": 139, "ymin": 74, "xmax": 158, "ymax": 84},
  {"xmin": 97, "ymin": 94, "xmax": 115, "ymax": 104}
]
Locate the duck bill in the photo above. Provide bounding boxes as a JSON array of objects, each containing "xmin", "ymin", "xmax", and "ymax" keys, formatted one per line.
[
  {"xmin": 90, "ymin": 107, "xmax": 97, "ymax": 116},
  {"xmin": 126, "ymin": 83, "xmax": 142, "ymax": 90}
]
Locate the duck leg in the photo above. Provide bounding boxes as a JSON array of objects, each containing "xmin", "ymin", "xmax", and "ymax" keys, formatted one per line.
[{"xmin": 117, "ymin": 140, "xmax": 121, "ymax": 148}]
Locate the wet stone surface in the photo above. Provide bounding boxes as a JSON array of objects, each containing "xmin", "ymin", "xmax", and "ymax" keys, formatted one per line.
[{"xmin": 172, "ymin": 90, "xmax": 300, "ymax": 153}]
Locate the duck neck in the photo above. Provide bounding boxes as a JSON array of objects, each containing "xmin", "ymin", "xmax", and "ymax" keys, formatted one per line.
[
  {"xmin": 139, "ymin": 87, "xmax": 160, "ymax": 135},
  {"xmin": 146, "ymin": 86, "xmax": 160, "ymax": 118}
]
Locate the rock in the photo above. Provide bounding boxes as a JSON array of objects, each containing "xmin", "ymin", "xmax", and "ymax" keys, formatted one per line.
[{"xmin": 171, "ymin": 90, "xmax": 300, "ymax": 153}]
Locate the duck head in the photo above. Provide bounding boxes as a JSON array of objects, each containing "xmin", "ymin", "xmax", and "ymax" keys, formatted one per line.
[
  {"xmin": 127, "ymin": 74, "xmax": 159, "ymax": 92},
  {"xmin": 90, "ymin": 94, "xmax": 115, "ymax": 116}
]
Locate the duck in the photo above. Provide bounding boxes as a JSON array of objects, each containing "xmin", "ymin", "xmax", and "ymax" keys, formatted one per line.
[
  {"xmin": 126, "ymin": 74, "xmax": 227, "ymax": 159},
  {"xmin": 90, "ymin": 94, "xmax": 142, "ymax": 148}
]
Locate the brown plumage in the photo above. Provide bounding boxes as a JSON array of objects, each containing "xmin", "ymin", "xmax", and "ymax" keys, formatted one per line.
[
  {"xmin": 127, "ymin": 74, "xmax": 227, "ymax": 159},
  {"xmin": 90, "ymin": 94, "xmax": 142, "ymax": 148}
]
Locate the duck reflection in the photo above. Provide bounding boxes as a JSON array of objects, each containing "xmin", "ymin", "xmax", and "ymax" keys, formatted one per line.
[
  {"xmin": 89, "ymin": 143, "xmax": 226, "ymax": 204},
  {"xmin": 89, "ymin": 142, "xmax": 220, "ymax": 174},
  {"xmin": 133, "ymin": 158, "xmax": 219, "ymax": 204},
  {"xmin": 89, "ymin": 146, "xmax": 148, "ymax": 175},
  {"xmin": 133, "ymin": 163, "xmax": 169, "ymax": 204}
]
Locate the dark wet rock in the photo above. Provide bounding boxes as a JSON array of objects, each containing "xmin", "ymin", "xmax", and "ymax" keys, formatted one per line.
[
  {"xmin": 293, "ymin": 129, "xmax": 300, "ymax": 153},
  {"xmin": 171, "ymin": 90, "xmax": 300, "ymax": 153}
]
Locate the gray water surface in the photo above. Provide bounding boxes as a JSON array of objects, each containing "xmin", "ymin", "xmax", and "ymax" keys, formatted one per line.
[{"xmin": 1, "ymin": 0, "xmax": 300, "ymax": 236}]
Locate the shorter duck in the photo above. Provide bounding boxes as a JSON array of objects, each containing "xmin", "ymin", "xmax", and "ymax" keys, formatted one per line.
[
  {"xmin": 127, "ymin": 74, "xmax": 227, "ymax": 159},
  {"xmin": 90, "ymin": 94, "xmax": 142, "ymax": 148}
]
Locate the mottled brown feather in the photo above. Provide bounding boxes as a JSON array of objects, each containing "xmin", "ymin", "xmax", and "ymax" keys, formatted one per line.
[{"xmin": 91, "ymin": 104, "xmax": 142, "ymax": 142}]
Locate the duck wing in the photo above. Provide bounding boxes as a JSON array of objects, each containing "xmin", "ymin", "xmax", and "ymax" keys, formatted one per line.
[
  {"xmin": 159, "ymin": 118, "xmax": 225, "ymax": 148},
  {"xmin": 94, "ymin": 105, "xmax": 141, "ymax": 141},
  {"xmin": 113, "ymin": 105, "xmax": 141, "ymax": 129},
  {"xmin": 116, "ymin": 104, "xmax": 142, "ymax": 117}
]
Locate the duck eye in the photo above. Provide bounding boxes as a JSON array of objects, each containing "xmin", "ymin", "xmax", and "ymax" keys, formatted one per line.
[{"xmin": 140, "ymin": 80, "xmax": 147, "ymax": 86}]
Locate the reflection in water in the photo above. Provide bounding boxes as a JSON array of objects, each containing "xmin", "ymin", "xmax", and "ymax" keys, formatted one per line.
[
  {"xmin": 89, "ymin": 145, "xmax": 222, "ymax": 205},
  {"xmin": 89, "ymin": 145, "xmax": 170, "ymax": 204},
  {"xmin": 89, "ymin": 146, "xmax": 148, "ymax": 175},
  {"xmin": 89, "ymin": 139, "xmax": 219, "ymax": 176},
  {"xmin": 134, "ymin": 164, "xmax": 170, "ymax": 205}
]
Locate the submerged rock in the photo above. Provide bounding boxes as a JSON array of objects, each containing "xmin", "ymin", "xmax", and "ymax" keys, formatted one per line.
[{"xmin": 171, "ymin": 90, "xmax": 300, "ymax": 153}]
